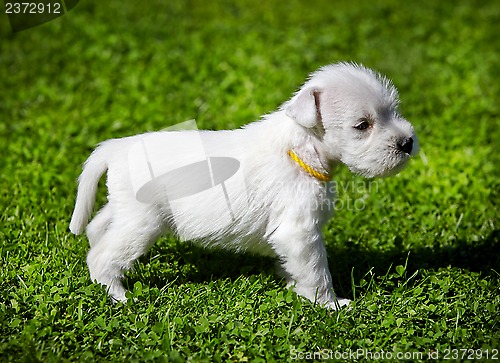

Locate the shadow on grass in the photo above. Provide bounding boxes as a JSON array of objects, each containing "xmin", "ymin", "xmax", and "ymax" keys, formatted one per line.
[
  {"xmin": 129, "ymin": 240, "xmax": 277, "ymax": 291},
  {"xmin": 329, "ymin": 229, "xmax": 500, "ymax": 297},
  {"xmin": 128, "ymin": 229, "xmax": 499, "ymax": 298}
]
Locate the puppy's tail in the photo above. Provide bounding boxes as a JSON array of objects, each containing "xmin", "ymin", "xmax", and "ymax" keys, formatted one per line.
[{"xmin": 69, "ymin": 145, "xmax": 108, "ymax": 235}]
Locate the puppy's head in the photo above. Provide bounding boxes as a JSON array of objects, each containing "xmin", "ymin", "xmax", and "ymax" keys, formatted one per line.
[{"xmin": 284, "ymin": 62, "xmax": 418, "ymax": 178}]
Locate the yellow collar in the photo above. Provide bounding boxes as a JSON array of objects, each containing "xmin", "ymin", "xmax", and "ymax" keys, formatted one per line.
[{"xmin": 288, "ymin": 150, "xmax": 331, "ymax": 182}]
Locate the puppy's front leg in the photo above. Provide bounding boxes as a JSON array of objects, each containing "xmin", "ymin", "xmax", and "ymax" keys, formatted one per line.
[{"xmin": 271, "ymin": 222, "xmax": 350, "ymax": 310}]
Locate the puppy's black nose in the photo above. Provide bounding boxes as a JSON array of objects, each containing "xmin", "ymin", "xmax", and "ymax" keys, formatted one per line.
[{"xmin": 398, "ymin": 137, "xmax": 413, "ymax": 154}]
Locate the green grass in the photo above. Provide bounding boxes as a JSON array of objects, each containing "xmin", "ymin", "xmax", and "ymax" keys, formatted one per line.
[{"xmin": 1, "ymin": 0, "xmax": 499, "ymax": 361}]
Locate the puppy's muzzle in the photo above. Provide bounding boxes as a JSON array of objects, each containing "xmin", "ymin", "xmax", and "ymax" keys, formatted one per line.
[{"xmin": 397, "ymin": 137, "xmax": 414, "ymax": 155}]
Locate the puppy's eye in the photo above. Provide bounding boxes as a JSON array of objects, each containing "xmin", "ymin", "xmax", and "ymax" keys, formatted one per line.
[{"xmin": 354, "ymin": 118, "xmax": 371, "ymax": 131}]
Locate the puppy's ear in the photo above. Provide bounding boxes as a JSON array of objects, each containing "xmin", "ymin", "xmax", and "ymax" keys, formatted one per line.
[{"xmin": 285, "ymin": 88, "xmax": 322, "ymax": 129}]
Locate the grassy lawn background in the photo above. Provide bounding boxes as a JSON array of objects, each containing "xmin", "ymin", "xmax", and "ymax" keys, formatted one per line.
[{"xmin": 1, "ymin": 0, "xmax": 498, "ymax": 361}]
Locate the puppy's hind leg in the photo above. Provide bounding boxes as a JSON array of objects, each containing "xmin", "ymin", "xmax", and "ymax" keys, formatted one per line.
[
  {"xmin": 86, "ymin": 209, "xmax": 162, "ymax": 302},
  {"xmin": 86, "ymin": 203, "xmax": 113, "ymax": 248}
]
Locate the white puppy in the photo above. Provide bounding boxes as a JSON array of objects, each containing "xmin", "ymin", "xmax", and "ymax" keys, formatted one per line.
[{"xmin": 70, "ymin": 62, "xmax": 417, "ymax": 309}]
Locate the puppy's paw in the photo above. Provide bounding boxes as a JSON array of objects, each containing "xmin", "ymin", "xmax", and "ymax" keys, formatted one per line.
[
  {"xmin": 326, "ymin": 297, "xmax": 352, "ymax": 310},
  {"xmin": 110, "ymin": 294, "xmax": 128, "ymax": 304},
  {"xmin": 108, "ymin": 288, "xmax": 127, "ymax": 304}
]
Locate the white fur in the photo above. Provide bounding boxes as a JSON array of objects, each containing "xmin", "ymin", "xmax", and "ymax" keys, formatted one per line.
[{"xmin": 70, "ymin": 62, "xmax": 417, "ymax": 309}]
